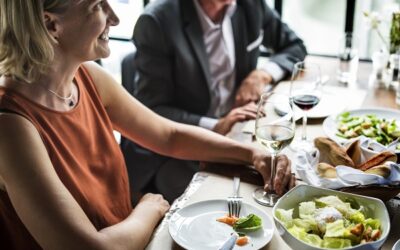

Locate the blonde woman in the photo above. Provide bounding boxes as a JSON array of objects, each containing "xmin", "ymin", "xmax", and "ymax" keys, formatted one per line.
[{"xmin": 0, "ymin": 0, "xmax": 294, "ymax": 249}]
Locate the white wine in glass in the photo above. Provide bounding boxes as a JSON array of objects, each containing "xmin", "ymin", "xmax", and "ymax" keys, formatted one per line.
[{"xmin": 253, "ymin": 92, "xmax": 295, "ymax": 206}]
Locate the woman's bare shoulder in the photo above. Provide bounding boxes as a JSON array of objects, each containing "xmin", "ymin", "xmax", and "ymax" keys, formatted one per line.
[
  {"xmin": 0, "ymin": 112, "xmax": 44, "ymax": 172},
  {"xmin": 81, "ymin": 61, "xmax": 121, "ymax": 106},
  {"xmin": 0, "ymin": 112, "xmax": 35, "ymax": 135}
]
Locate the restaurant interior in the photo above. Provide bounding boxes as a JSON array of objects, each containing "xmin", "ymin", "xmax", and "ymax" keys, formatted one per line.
[
  {"xmin": 1, "ymin": 0, "xmax": 400, "ymax": 249},
  {"xmin": 100, "ymin": 1, "xmax": 400, "ymax": 248}
]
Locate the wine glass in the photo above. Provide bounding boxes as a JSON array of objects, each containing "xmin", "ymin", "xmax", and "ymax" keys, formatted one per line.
[
  {"xmin": 253, "ymin": 92, "xmax": 295, "ymax": 206},
  {"xmin": 289, "ymin": 61, "xmax": 322, "ymax": 152}
]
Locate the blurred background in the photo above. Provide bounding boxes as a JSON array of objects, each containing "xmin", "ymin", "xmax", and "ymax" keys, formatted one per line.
[{"xmin": 102, "ymin": 0, "xmax": 400, "ymax": 83}]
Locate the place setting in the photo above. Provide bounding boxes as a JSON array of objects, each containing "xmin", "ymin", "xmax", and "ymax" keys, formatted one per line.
[
  {"xmin": 164, "ymin": 59, "xmax": 400, "ymax": 250},
  {"xmin": 168, "ymin": 177, "xmax": 275, "ymax": 250}
]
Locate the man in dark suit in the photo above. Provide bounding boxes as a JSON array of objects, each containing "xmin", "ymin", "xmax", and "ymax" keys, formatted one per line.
[{"xmin": 123, "ymin": 0, "xmax": 306, "ymax": 203}]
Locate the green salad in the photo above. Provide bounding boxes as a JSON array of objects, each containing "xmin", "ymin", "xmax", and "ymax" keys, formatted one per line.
[
  {"xmin": 233, "ymin": 213, "xmax": 262, "ymax": 232},
  {"xmin": 275, "ymin": 195, "xmax": 382, "ymax": 249},
  {"xmin": 336, "ymin": 112, "xmax": 400, "ymax": 147}
]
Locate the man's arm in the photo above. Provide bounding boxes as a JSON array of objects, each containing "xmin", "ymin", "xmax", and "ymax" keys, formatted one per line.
[
  {"xmin": 235, "ymin": 1, "xmax": 307, "ymax": 107},
  {"xmin": 133, "ymin": 14, "xmax": 202, "ymax": 126}
]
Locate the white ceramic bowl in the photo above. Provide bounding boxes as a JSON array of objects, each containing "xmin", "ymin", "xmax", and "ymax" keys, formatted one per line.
[
  {"xmin": 393, "ymin": 239, "xmax": 400, "ymax": 250},
  {"xmin": 272, "ymin": 185, "xmax": 390, "ymax": 250}
]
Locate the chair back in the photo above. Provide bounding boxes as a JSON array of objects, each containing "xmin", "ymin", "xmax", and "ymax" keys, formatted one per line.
[
  {"xmin": 120, "ymin": 51, "xmax": 136, "ymax": 147},
  {"xmin": 121, "ymin": 51, "xmax": 136, "ymax": 95}
]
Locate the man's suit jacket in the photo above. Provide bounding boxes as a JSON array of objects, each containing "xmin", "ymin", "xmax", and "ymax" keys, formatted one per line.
[
  {"xmin": 122, "ymin": 0, "xmax": 306, "ymax": 199},
  {"xmin": 133, "ymin": 0, "xmax": 307, "ymax": 124}
]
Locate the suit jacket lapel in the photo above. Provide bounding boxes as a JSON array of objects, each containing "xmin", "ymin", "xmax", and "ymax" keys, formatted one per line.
[
  {"xmin": 181, "ymin": 0, "xmax": 212, "ymax": 88},
  {"xmin": 231, "ymin": 5, "xmax": 247, "ymax": 87}
]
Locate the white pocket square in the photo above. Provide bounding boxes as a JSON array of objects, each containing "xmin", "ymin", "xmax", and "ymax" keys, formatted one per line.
[{"xmin": 246, "ymin": 30, "xmax": 264, "ymax": 52}]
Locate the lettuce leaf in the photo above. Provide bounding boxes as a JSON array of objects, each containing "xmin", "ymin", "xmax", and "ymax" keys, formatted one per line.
[
  {"xmin": 288, "ymin": 224, "xmax": 307, "ymax": 238},
  {"xmin": 233, "ymin": 213, "xmax": 262, "ymax": 232},
  {"xmin": 315, "ymin": 196, "xmax": 357, "ymax": 217},
  {"xmin": 325, "ymin": 220, "xmax": 346, "ymax": 238},
  {"xmin": 322, "ymin": 238, "xmax": 352, "ymax": 249},
  {"xmin": 299, "ymin": 201, "xmax": 316, "ymax": 219},
  {"xmin": 288, "ymin": 225, "xmax": 323, "ymax": 248},
  {"xmin": 349, "ymin": 211, "xmax": 365, "ymax": 224},
  {"xmin": 275, "ymin": 208, "xmax": 293, "ymax": 228},
  {"xmin": 293, "ymin": 218, "xmax": 319, "ymax": 234},
  {"xmin": 364, "ymin": 218, "xmax": 381, "ymax": 230},
  {"xmin": 298, "ymin": 233, "xmax": 323, "ymax": 247}
]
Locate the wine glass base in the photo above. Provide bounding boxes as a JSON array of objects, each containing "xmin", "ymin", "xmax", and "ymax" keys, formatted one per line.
[
  {"xmin": 252, "ymin": 187, "xmax": 279, "ymax": 207},
  {"xmin": 289, "ymin": 139, "xmax": 316, "ymax": 153}
]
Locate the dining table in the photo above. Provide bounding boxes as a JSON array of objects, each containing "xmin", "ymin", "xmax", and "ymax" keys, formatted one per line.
[{"xmin": 145, "ymin": 55, "xmax": 400, "ymax": 250}]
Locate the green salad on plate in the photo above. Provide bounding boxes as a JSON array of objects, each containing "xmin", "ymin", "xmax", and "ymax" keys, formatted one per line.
[
  {"xmin": 336, "ymin": 112, "xmax": 400, "ymax": 147},
  {"xmin": 275, "ymin": 195, "xmax": 382, "ymax": 249}
]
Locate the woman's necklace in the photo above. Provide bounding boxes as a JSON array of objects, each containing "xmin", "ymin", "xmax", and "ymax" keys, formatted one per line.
[
  {"xmin": 15, "ymin": 78, "xmax": 76, "ymax": 107},
  {"xmin": 46, "ymin": 87, "xmax": 75, "ymax": 107}
]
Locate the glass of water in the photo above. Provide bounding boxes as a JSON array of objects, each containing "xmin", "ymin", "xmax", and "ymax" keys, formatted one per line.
[
  {"xmin": 253, "ymin": 92, "xmax": 295, "ymax": 206},
  {"xmin": 337, "ymin": 32, "xmax": 359, "ymax": 85}
]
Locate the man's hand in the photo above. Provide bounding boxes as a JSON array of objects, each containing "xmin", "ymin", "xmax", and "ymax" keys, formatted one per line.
[
  {"xmin": 213, "ymin": 102, "xmax": 258, "ymax": 135},
  {"xmin": 235, "ymin": 70, "xmax": 273, "ymax": 107},
  {"xmin": 252, "ymin": 152, "xmax": 295, "ymax": 196}
]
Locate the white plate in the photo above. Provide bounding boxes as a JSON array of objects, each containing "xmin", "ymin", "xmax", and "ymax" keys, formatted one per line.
[
  {"xmin": 322, "ymin": 108, "xmax": 400, "ymax": 144},
  {"xmin": 168, "ymin": 199, "xmax": 274, "ymax": 250},
  {"xmin": 393, "ymin": 239, "xmax": 400, "ymax": 250}
]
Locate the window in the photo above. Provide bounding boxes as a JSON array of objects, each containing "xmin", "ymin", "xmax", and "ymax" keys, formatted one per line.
[
  {"xmin": 103, "ymin": 0, "xmax": 400, "ymax": 82},
  {"xmin": 102, "ymin": 0, "xmax": 141, "ymax": 83},
  {"xmin": 281, "ymin": 0, "xmax": 346, "ymax": 57},
  {"xmin": 281, "ymin": 0, "xmax": 400, "ymax": 59},
  {"xmin": 353, "ymin": 0, "xmax": 399, "ymax": 58},
  {"xmin": 266, "ymin": 0, "xmax": 275, "ymax": 8},
  {"xmin": 108, "ymin": 0, "xmax": 143, "ymax": 39}
]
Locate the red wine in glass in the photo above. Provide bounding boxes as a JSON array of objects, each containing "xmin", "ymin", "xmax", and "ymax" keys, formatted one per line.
[{"xmin": 293, "ymin": 94, "xmax": 320, "ymax": 111}]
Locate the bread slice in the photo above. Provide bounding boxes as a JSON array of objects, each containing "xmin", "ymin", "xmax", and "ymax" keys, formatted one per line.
[
  {"xmin": 314, "ymin": 137, "xmax": 355, "ymax": 167},
  {"xmin": 364, "ymin": 164, "xmax": 391, "ymax": 178},
  {"xmin": 346, "ymin": 139, "xmax": 362, "ymax": 165},
  {"xmin": 358, "ymin": 151, "xmax": 397, "ymax": 171},
  {"xmin": 317, "ymin": 162, "xmax": 337, "ymax": 178}
]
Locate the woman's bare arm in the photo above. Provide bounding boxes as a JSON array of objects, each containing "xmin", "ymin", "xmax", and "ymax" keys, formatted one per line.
[
  {"xmin": 85, "ymin": 62, "xmax": 293, "ymax": 195},
  {"xmin": 0, "ymin": 113, "xmax": 169, "ymax": 250}
]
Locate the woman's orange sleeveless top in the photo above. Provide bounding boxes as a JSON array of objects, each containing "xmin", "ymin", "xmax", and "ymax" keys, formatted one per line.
[{"xmin": 0, "ymin": 66, "xmax": 132, "ymax": 249}]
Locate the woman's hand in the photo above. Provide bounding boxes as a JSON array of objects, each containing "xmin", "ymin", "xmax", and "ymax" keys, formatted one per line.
[
  {"xmin": 135, "ymin": 193, "xmax": 170, "ymax": 219},
  {"xmin": 252, "ymin": 152, "xmax": 295, "ymax": 196}
]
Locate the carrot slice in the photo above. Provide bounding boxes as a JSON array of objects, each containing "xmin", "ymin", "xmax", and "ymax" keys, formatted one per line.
[
  {"xmin": 216, "ymin": 215, "xmax": 239, "ymax": 226},
  {"xmin": 236, "ymin": 236, "xmax": 249, "ymax": 246}
]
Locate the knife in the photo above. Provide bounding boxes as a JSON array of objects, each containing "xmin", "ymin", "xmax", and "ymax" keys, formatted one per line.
[{"xmin": 219, "ymin": 233, "xmax": 238, "ymax": 250}]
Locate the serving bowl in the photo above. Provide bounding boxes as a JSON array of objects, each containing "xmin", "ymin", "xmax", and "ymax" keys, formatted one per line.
[
  {"xmin": 272, "ymin": 185, "xmax": 390, "ymax": 250},
  {"xmin": 393, "ymin": 239, "xmax": 400, "ymax": 250}
]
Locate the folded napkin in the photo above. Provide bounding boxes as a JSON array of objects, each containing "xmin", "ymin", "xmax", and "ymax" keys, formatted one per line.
[
  {"xmin": 358, "ymin": 135, "xmax": 399, "ymax": 161},
  {"xmin": 295, "ymin": 145, "xmax": 400, "ymax": 189}
]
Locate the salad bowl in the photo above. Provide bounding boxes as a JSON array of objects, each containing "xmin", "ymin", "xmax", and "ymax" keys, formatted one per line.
[{"xmin": 272, "ymin": 185, "xmax": 390, "ymax": 250}]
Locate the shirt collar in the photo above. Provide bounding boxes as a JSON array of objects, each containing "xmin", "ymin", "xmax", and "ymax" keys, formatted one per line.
[{"xmin": 193, "ymin": 0, "xmax": 237, "ymax": 33}]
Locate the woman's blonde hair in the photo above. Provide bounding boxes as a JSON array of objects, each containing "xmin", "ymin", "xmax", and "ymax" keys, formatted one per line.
[{"xmin": 0, "ymin": 0, "xmax": 70, "ymax": 83}]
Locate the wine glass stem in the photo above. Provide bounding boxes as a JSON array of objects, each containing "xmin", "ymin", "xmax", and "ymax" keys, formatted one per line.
[
  {"xmin": 269, "ymin": 153, "xmax": 276, "ymax": 204},
  {"xmin": 301, "ymin": 111, "xmax": 308, "ymax": 141}
]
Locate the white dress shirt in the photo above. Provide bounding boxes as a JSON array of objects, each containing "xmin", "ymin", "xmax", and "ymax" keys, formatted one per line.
[{"xmin": 193, "ymin": 0, "xmax": 285, "ymax": 130}]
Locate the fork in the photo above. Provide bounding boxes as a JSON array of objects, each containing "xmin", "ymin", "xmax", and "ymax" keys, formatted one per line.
[{"xmin": 227, "ymin": 176, "xmax": 242, "ymax": 217}]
